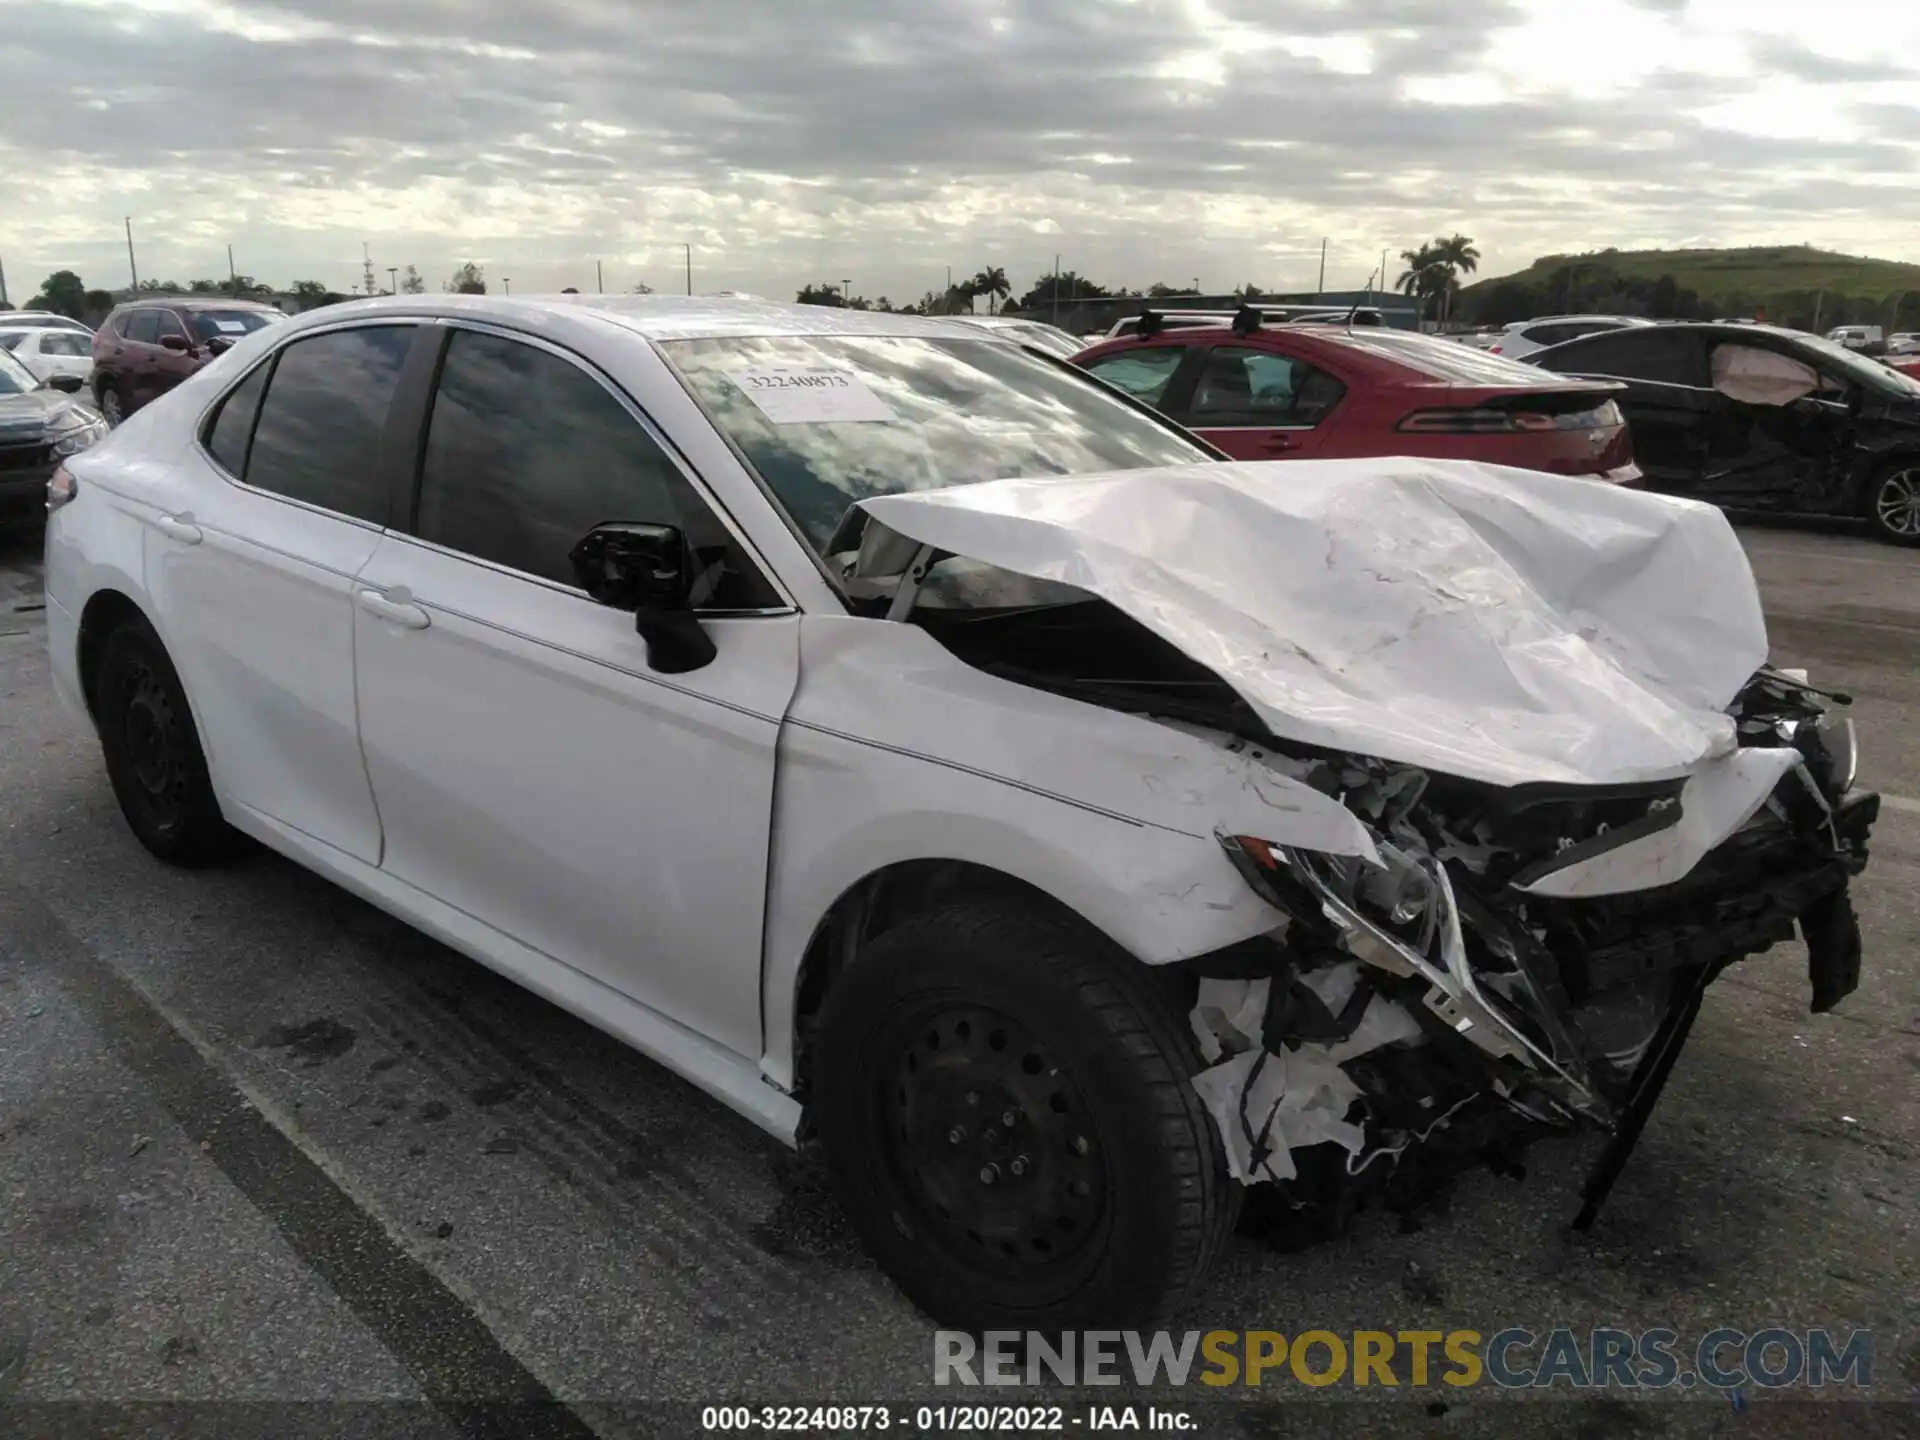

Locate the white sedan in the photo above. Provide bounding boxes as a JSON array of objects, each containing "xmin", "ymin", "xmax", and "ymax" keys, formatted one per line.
[
  {"xmin": 43, "ymin": 295, "xmax": 1877, "ymax": 1328},
  {"xmin": 0, "ymin": 325, "xmax": 94, "ymax": 386}
]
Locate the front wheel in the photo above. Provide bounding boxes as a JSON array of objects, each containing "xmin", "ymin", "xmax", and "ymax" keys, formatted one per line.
[
  {"xmin": 813, "ymin": 897, "xmax": 1237, "ymax": 1331},
  {"xmin": 1867, "ymin": 460, "xmax": 1920, "ymax": 546}
]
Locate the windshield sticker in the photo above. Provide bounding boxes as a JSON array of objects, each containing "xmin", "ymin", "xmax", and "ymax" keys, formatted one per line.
[
  {"xmin": 213, "ymin": 320, "xmax": 249, "ymax": 333},
  {"xmin": 730, "ymin": 367, "xmax": 897, "ymax": 424}
]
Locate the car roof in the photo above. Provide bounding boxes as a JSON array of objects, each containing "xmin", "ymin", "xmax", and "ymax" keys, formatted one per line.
[
  {"xmin": 250, "ymin": 293, "xmax": 995, "ymax": 344},
  {"xmin": 112, "ymin": 297, "xmax": 284, "ymax": 313}
]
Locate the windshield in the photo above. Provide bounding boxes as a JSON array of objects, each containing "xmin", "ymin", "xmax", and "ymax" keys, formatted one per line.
[
  {"xmin": 1792, "ymin": 332, "xmax": 1920, "ymax": 397},
  {"xmin": 190, "ymin": 310, "xmax": 278, "ymax": 341},
  {"xmin": 1002, "ymin": 322, "xmax": 1083, "ymax": 358},
  {"xmin": 0, "ymin": 346, "xmax": 38, "ymax": 395},
  {"xmin": 663, "ymin": 333, "xmax": 1210, "ymax": 549}
]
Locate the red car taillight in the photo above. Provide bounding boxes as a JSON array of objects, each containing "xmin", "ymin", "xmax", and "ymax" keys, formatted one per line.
[
  {"xmin": 1397, "ymin": 400, "xmax": 1623, "ymax": 434},
  {"xmin": 46, "ymin": 464, "xmax": 78, "ymax": 512}
]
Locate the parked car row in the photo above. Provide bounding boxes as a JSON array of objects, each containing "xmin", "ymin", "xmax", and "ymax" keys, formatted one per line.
[
  {"xmin": 40, "ymin": 295, "xmax": 1877, "ymax": 1330},
  {"xmin": 87, "ymin": 297, "xmax": 288, "ymax": 424}
]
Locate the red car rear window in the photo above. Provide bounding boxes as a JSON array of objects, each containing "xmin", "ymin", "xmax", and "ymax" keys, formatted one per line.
[{"xmin": 1323, "ymin": 330, "xmax": 1576, "ymax": 386}]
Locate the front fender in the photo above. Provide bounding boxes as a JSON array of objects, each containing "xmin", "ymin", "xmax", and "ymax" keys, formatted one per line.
[{"xmin": 757, "ymin": 616, "xmax": 1379, "ymax": 1091}]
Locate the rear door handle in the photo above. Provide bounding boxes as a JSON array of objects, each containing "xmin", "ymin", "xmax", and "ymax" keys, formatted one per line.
[
  {"xmin": 153, "ymin": 513, "xmax": 202, "ymax": 544},
  {"xmin": 1261, "ymin": 434, "xmax": 1303, "ymax": 453},
  {"xmin": 355, "ymin": 586, "xmax": 431, "ymax": 630}
]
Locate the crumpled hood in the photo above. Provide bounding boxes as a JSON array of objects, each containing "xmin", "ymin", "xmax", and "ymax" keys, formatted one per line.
[
  {"xmin": 0, "ymin": 389, "xmax": 68, "ymax": 437},
  {"xmin": 857, "ymin": 457, "xmax": 1768, "ymax": 788}
]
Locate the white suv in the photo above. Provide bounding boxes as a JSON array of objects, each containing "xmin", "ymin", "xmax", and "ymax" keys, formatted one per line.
[
  {"xmin": 1491, "ymin": 314, "xmax": 1652, "ymax": 359},
  {"xmin": 42, "ymin": 295, "xmax": 1877, "ymax": 1328}
]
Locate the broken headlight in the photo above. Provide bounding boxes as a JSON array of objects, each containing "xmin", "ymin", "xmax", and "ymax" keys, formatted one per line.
[{"xmin": 1791, "ymin": 714, "xmax": 1858, "ymax": 805}]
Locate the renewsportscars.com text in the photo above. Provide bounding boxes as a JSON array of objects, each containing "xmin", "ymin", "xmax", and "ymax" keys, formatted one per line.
[{"xmin": 934, "ymin": 1327, "xmax": 1873, "ymax": 1391}]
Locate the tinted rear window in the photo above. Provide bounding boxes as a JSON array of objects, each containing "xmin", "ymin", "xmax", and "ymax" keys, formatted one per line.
[
  {"xmin": 243, "ymin": 326, "xmax": 414, "ymax": 524},
  {"xmin": 1327, "ymin": 330, "xmax": 1576, "ymax": 385}
]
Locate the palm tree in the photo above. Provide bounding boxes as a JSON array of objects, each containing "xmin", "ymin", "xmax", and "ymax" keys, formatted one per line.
[
  {"xmin": 1430, "ymin": 234, "xmax": 1480, "ymax": 323},
  {"xmin": 971, "ymin": 266, "xmax": 1011, "ymax": 314},
  {"xmin": 1396, "ymin": 245, "xmax": 1448, "ymax": 323}
]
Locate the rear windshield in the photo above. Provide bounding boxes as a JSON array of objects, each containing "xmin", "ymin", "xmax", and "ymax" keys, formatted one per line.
[
  {"xmin": 1328, "ymin": 329, "xmax": 1582, "ymax": 385},
  {"xmin": 663, "ymin": 333, "xmax": 1210, "ymax": 549},
  {"xmin": 189, "ymin": 310, "xmax": 280, "ymax": 341}
]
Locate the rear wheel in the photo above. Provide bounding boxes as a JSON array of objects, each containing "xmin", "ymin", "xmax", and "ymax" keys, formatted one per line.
[
  {"xmin": 1867, "ymin": 460, "xmax": 1920, "ymax": 546},
  {"xmin": 96, "ymin": 381, "xmax": 126, "ymax": 427},
  {"xmin": 813, "ymin": 897, "xmax": 1236, "ymax": 1331},
  {"xmin": 95, "ymin": 617, "xmax": 239, "ymax": 866}
]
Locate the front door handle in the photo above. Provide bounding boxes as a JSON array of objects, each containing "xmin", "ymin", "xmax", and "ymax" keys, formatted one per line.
[
  {"xmin": 153, "ymin": 513, "xmax": 202, "ymax": 544},
  {"xmin": 355, "ymin": 586, "xmax": 431, "ymax": 630},
  {"xmin": 1261, "ymin": 434, "xmax": 1303, "ymax": 453}
]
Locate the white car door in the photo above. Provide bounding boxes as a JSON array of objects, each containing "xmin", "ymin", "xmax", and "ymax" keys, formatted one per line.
[
  {"xmin": 143, "ymin": 322, "xmax": 422, "ymax": 864},
  {"xmin": 351, "ymin": 324, "xmax": 799, "ymax": 1059}
]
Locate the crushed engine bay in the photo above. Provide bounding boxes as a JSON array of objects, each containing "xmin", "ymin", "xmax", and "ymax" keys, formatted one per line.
[
  {"xmin": 913, "ymin": 599, "xmax": 1877, "ymax": 1228},
  {"xmin": 850, "ymin": 460, "xmax": 1879, "ymax": 1228}
]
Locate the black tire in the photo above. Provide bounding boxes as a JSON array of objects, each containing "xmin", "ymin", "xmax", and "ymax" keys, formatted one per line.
[
  {"xmin": 1866, "ymin": 458, "xmax": 1920, "ymax": 546},
  {"xmin": 813, "ymin": 896, "xmax": 1238, "ymax": 1330},
  {"xmin": 95, "ymin": 616, "xmax": 240, "ymax": 866}
]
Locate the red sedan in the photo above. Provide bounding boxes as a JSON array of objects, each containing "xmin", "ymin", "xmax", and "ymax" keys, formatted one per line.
[{"xmin": 1074, "ymin": 314, "xmax": 1641, "ymax": 482}]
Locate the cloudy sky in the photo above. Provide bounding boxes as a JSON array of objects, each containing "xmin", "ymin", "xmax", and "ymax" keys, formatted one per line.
[{"xmin": 2, "ymin": 0, "xmax": 1917, "ymax": 304}]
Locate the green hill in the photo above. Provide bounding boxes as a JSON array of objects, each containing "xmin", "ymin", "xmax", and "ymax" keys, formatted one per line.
[{"xmin": 1458, "ymin": 245, "xmax": 1920, "ymax": 331}]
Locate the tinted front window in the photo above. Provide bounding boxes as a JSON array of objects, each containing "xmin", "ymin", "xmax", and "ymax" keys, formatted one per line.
[
  {"xmin": 153, "ymin": 311, "xmax": 189, "ymax": 342},
  {"xmin": 415, "ymin": 331, "xmax": 777, "ymax": 607},
  {"xmin": 1082, "ymin": 346, "xmax": 1187, "ymax": 406},
  {"xmin": 203, "ymin": 362, "xmax": 270, "ymax": 476},
  {"xmin": 191, "ymin": 310, "xmax": 276, "ymax": 342},
  {"xmin": 124, "ymin": 311, "xmax": 161, "ymax": 344},
  {"xmin": 665, "ymin": 334, "xmax": 1209, "ymax": 549},
  {"xmin": 244, "ymin": 326, "xmax": 413, "ymax": 523},
  {"xmin": 41, "ymin": 333, "xmax": 90, "ymax": 357},
  {"xmin": 0, "ymin": 335, "xmax": 20, "ymax": 352},
  {"xmin": 1790, "ymin": 333, "xmax": 1920, "ymax": 397},
  {"xmin": 1539, "ymin": 330, "xmax": 1704, "ymax": 386}
]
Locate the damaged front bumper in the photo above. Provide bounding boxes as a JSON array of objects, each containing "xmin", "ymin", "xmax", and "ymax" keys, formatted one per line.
[{"xmin": 1196, "ymin": 750, "xmax": 1877, "ymax": 1224}]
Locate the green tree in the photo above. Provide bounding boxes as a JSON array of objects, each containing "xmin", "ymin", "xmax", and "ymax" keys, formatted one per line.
[
  {"xmin": 289, "ymin": 280, "xmax": 331, "ymax": 302},
  {"xmin": 1016, "ymin": 271, "xmax": 1110, "ymax": 311},
  {"xmin": 629, "ymin": 280, "xmax": 654, "ymax": 294},
  {"xmin": 219, "ymin": 275, "xmax": 269, "ymax": 299},
  {"xmin": 1430, "ymin": 234, "xmax": 1480, "ymax": 322},
  {"xmin": 400, "ymin": 265, "xmax": 427, "ymax": 295},
  {"xmin": 137, "ymin": 278, "xmax": 181, "ymax": 293},
  {"xmin": 187, "ymin": 278, "xmax": 221, "ymax": 294},
  {"xmin": 81, "ymin": 290, "xmax": 116, "ymax": 324},
  {"xmin": 445, "ymin": 262, "xmax": 486, "ymax": 295},
  {"xmin": 970, "ymin": 266, "xmax": 1010, "ymax": 314},
  {"xmin": 29, "ymin": 270, "xmax": 87, "ymax": 318},
  {"xmin": 1146, "ymin": 281, "xmax": 1201, "ymax": 298},
  {"xmin": 1395, "ymin": 246, "xmax": 1448, "ymax": 321},
  {"xmin": 1232, "ymin": 282, "xmax": 1265, "ymax": 300},
  {"xmin": 796, "ymin": 282, "xmax": 847, "ymax": 307}
]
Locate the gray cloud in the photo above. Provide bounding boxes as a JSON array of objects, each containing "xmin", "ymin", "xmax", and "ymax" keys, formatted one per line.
[{"xmin": 0, "ymin": 0, "xmax": 1915, "ymax": 299}]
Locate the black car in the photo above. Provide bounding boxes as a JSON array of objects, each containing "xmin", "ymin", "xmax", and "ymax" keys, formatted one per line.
[
  {"xmin": 1528, "ymin": 321, "xmax": 1920, "ymax": 545},
  {"xmin": 0, "ymin": 343, "xmax": 108, "ymax": 525}
]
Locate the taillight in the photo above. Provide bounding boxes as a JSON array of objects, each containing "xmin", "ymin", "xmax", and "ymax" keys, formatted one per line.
[
  {"xmin": 1397, "ymin": 400, "xmax": 1623, "ymax": 435},
  {"xmin": 46, "ymin": 464, "xmax": 78, "ymax": 512},
  {"xmin": 1488, "ymin": 344, "xmax": 1503, "ymax": 354}
]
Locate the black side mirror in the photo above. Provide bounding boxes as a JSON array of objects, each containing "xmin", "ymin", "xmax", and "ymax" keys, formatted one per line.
[
  {"xmin": 159, "ymin": 333, "xmax": 190, "ymax": 353},
  {"xmin": 205, "ymin": 335, "xmax": 236, "ymax": 355},
  {"xmin": 44, "ymin": 374, "xmax": 84, "ymax": 393},
  {"xmin": 567, "ymin": 522, "xmax": 717, "ymax": 674}
]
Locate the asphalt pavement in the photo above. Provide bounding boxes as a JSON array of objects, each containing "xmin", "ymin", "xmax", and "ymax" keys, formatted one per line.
[{"xmin": 0, "ymin": 516, "xmax": 1915, "ymax": 1440}]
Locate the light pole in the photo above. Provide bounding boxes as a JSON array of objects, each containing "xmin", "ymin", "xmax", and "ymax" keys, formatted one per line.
[
  {"xmin": 387, "ymin": 266, "xmax": 397, "ymax": 295},
  {"xmin": 842, "ymin": 278, "xmax": 851, "ymax": 307},
  {"xmin": 684, "ymin": 243, "xmax": 693, "ymax": 296},
  {"xmin": 502, "ymin": 277, "xmax": 511, "ymax": 295}
]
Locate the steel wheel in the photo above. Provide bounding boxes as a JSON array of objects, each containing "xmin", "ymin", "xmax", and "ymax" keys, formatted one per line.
[
  {"xmin": 1871, "ymin": 465, "xmax": 1920, "ymax": 544},
  {"xmin": 99, "ymin": 386, "xmax": 125, "ymax": 426},
  {"xmin": 881, "ymin": 1003, "xmax": 1108, "ymax": 1272}
]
